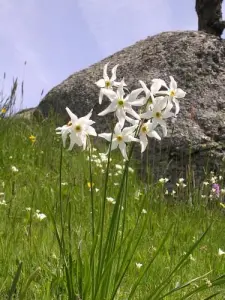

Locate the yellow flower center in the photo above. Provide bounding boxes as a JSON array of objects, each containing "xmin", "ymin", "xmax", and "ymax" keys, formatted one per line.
[
  {"xmin": 170, "ymin": 90, "xmax": 175, "ymax": 97},
  {"xmin": 67, "ymin": 121, "xmax": 72, "ymax": 126},
  {"xmin": 117, "ymin": 99, "xmax": 124, "ymax": 107},
  {"xmin": 116, "ymin": 135, "xmax": 123, "ymax": 142},
  {"xmin": 155, "ymin": 112, "xmax": 162, "ymax": 119},
  {"xmin": 105, "ymin": 81, "xmax": 111, "ymax": 88},
  {"xmin": 75, "ymin": 125, "xmax": 82, "ymax": 132},
  {"xmin": 1, "ymin": 108, "xmax": 6, "ymax": 114},
  {"xmin": 141, "ymin": 125, "xmax": 148, "ymax": 133}
]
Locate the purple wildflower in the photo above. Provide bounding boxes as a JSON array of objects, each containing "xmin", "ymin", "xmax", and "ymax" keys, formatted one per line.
[{"xmin": 212, "ymin": 183, "xmax": 220, "ymax": 197}]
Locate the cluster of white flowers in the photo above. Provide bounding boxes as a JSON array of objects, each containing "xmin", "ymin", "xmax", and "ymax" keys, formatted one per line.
[{"xmin": 56, "ymin": 63, "xmax": 186, "ymax": 160}]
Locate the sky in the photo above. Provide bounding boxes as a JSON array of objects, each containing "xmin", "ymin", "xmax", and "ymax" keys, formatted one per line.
[{"xmin": 0, "ymin": 0, "xmax": 224, "ymax": 110}]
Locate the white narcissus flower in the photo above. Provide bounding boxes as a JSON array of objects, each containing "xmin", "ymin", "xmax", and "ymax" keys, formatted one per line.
[
  {"xmin": 139, "ymin": 121, "xmax": 161, "ymax": 153},
  {"xmin": 218, "ymin": 248, "xmax": 225, "ymax": 256},
  {"xmin": 132, "ymin": 79, "xmax": 165, "ymax": 109},
  {"xmin": 140, "ymin": 97, "xmax": 174, "ymax": 136},
  {"xmin": 98, "ymin": 123, "xmax": 139, "ymax": 160},
  {"xmin": 98, "ymin": 83, "xmax": 143, "ymax": 128},
  {"xmin": 95, "ymin": 63, "xmax": 126, "ymax": 104},
  {"xmin": 157, "ymin": 76, "xmax": 186, "ymax": 115},
  {"xmin": 56, "ymin": 107, "xmax": 97, "ymax": 150}
]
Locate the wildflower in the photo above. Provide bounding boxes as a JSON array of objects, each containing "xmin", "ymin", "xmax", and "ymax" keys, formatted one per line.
[
  {"xmin": 134, "ymin": 79, "xmax": 166, "ymax": 109},
  {"xmin": 220, "ymin": 202, "xmax": 225, "ymax": 208},
  {"xmin": 1, "ymin": 107, "xmax": 6, "ymax": 114},
  {"xmin": 204, "ymin": 278, "xmax": 212, "ymax": 287},
  {"xmin": 171, "ymin": 190, "xmax": 176, "ymax": 196},
  {"xmin": 156, "ymin": 76, "xmax": 186, "ymax": 115},
  {"xmin": 34, "ymin": 211, "xmax": 47, "ymax": 221},
  {"xmin": 29, "ymin": 135, "xmax": 36, "ymax": 144},
  {"xmin": 61, "ymin": 182, "xmax": 68, "ymax": 186},
  {"xmin": 142, "ymin": 209, "xmax": 147, "ymax": 214},
  {"xmin": 99, "ymin": 123, "xmax": 139, "ymax": 160},
  {"xmin": 95, "ymin": 63, "xmax": 123, "ymax": 104},
  {"xmin": 135, "ymin": 263, "xmax": 143, "ymax": 269},
  {"xmin": 210, "ymin": 176, "xmax": 217, "ymax": 184},
  {"xmin": 25, "ymin": 207, "xmax": 31, "ymax": 211},
  {"xmin": 159, "ymin": 178, "xmax": 169, "ymax": 184},
  {"xmin": 212, "ymin": 183, "xmax": 220, "ymax": 197},
  {"xmin": 98, "ymin": 83, "xmax": 143, "ymax": 127},
  {"xmin": 140, "ymin": 97, "xmax": 174, "ymax": 136},
  {"xmin": 115, "ymin": 164, "xmax": 123, "ymax": 170},
  {"xmin": 87, "ymin": 182, "xmax": 94, "ymax": 189},
  {"xmin": 106, "ymin": 197, "xmax": 116, "ymax": 204},
  {"xmin": 95, "ymin": 188, "xmax": 99, "ymax": 192},
  {"xmin": 114, "ymin": 182, "xmax": 119, "ymax": 186},
  {"xmin": 218, "ymin": 248, "xmax": 225, "ymax": 256},
  {"xmin": 139, "ymin": 121, "xmax": 161, "ymax": 152},
  {"xmin": 201, "ymin": 195, "xmax": 207, "ymax": 199},
  {"xmin": 11, "ymin": 166, "xmax": 18, "ymax": 172},
  {"xmin": 56, "ymin": 107, "xmax": 97, "ymax": 150},
  {"xmin": 0, "ymin": 200, "xmax": 7, "ymax": 206},
  {"xmin": 203, "ymin": 181, "xmax": 209, "ymax": 186},
  {"xmin": 128, "ymin": 167, "xmax": 134, "ymax": 173},
  {"xmin": 0, "ymin": 192, "xmax": 4, "ymax": 197}
]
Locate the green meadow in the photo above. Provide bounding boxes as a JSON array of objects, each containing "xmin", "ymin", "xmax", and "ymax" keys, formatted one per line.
[{"xmin": 0, "ymin": 115, "xmax": 225, "ymax": 299}]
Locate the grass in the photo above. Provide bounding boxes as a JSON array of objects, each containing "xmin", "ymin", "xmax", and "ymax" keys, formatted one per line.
[{"xmin": 1, "ymin": 115, "xmax": 225, "ymax": 299}]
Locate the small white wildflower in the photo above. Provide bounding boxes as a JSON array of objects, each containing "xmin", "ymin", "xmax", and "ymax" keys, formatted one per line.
[
  {"xmin": 25, "ymin": 207, "xmax": 32, "ymax": 211},
  {"xmin": 218, "ymin": 248, "xmax": 225, "ymax": 256},
  {"xmin": 135, "ymin": 263, "xmax": 143, "ymax": 269},
  {"xmin": 128, "ymin": 167, "xmax": 134, "ymax": 173},
  {"xmin": 203, "ymin": 181, "xmax": 209, "ymax": 186},
  {"xmin": 61, "ymin": 182, "xmax": 68, "ymax": 186},
  {"xmin": 210, "ymin": 176, "xmax": 217, "ymax": 184},
  {"xmin": 0, "ymin": 200, "xmax": 7, "ymax": 206},
  {"xmin": 171, "ymin": 190, "xmax": 176, "ymax": 196},
  {"xmin": 165, "ymin": 190, "xmax": 169, "ymax": 195},
  {"xmin": 142, "ymin": 209, "xmax": 147, "ymax": 214},
  {"xmin": 219, "ymin": 175, "xmax": 223, "ymax": 180},
  {"xmin": 189, "ymin": 254, "xmax": 195, "ymax": 261},
  {"xmin": 221, "ymin": 189, "xmax": 225, "ymax": 195},
  {"xmin": 201, "ymin": 195, "xmax": 206, "ymax": 199},
  {"xmin": 34, "ymin": 212, "xmax": 47, "ymax": 221},
  {"xmin": 107, "ymin": 197, "xmax": 116, "ymax": 204},
  {"xmin": 9, "ymin": 156, "xmax": 13, "ymax": 159},
  {"xmin": 11, "ymin": 166, "xmax": 18, "ymax": 172},
  {"xmin": 178, "ymin": 178, "xmax": 184, "ymax": 183},
  {"xmin": 0, "ymin": 192, "xmax": 4, "ymax": 197},
  {"xmin": 95, "ymin": 188, "xmax": 100, "ymax": 192},
  {"xmin": 114, "ymin": 183, "xmax": 119, "ymax": 186},
  {"xmin": 115, "ymin": 164, "xmax": 123, "ymax": 170},
  {"xmin": 204, "ymin": 278, "xmax": 212, "ymax": 287}
]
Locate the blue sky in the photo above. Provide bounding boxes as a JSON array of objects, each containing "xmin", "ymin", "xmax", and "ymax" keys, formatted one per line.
[{"xmin": 0, "ymin": 0, "xmax": 223, "ymax": 109}]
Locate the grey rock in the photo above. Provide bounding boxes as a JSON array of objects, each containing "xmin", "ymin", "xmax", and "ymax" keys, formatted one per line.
[{"xmin": 36, "ymin": 31, "xmax": 225, "ymax": 185}]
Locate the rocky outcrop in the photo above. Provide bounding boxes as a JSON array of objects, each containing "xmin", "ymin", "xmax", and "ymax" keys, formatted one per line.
[{"xmin": 36, "ymin": 31, "xmax": 225, "ymax": 185}]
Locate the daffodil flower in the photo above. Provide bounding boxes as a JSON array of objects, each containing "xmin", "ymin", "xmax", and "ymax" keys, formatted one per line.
[
  {"xmin": 156, "ymin": 76, "xmax": 186, "ymax": 115},
  {"xmin": 98, "ymin": 123, "xmax": 139, "ymax": 160},
  {"xmin": 95, "ymin": 63, "xmax": 126, "ymax": 104},
  {"xmin": 139, "ymin": 121, "xmax": 161, "ymax": 152},
  {"xmin": 56, "ymin": 107, "xmax": 97, "ymax": 150},
  {"xmin": 140, "ymin": 97, "xmax": 173, "ymax": 136},
  {"xmin": 131, "ymin": 80, "xmax": 165, "ymax": 109},
  {"xmin": 98, "ymin": 83, "xmax": 143, "ymax": 127}
]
